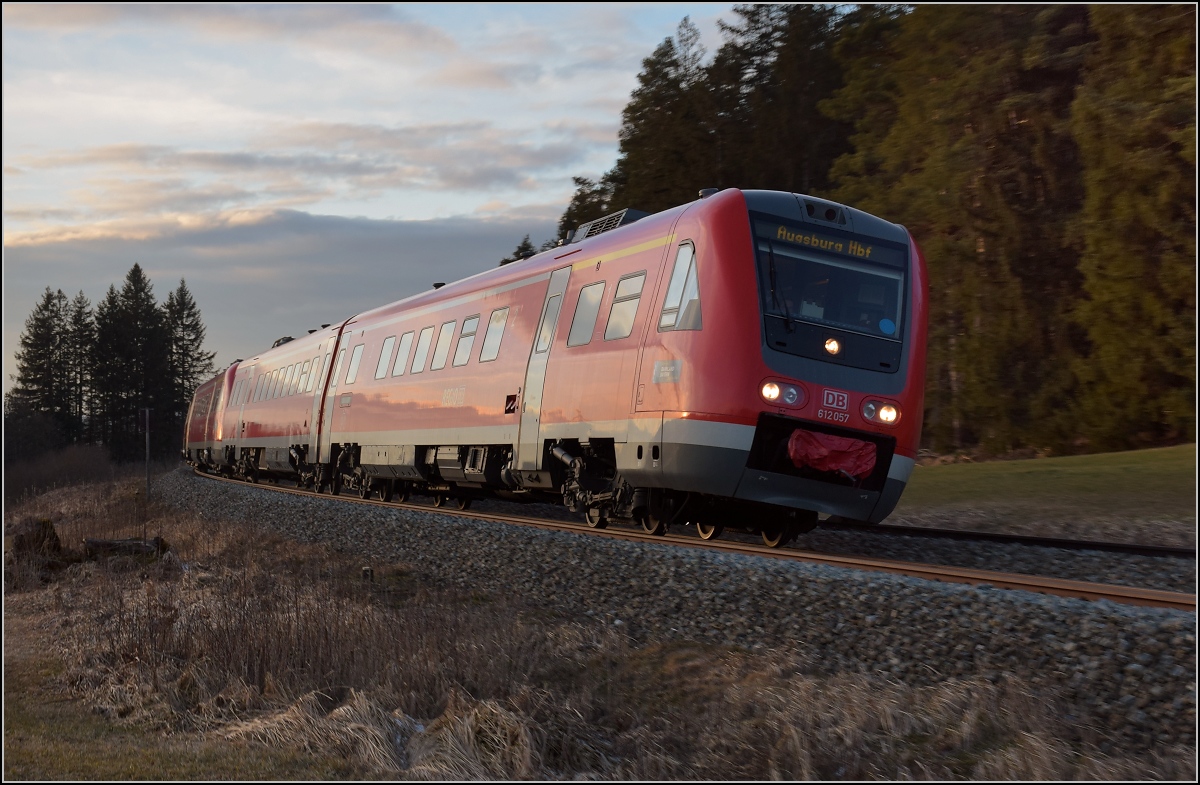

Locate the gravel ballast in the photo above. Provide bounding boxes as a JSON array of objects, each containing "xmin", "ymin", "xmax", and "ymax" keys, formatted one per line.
[{"xmin": 157, "ymin": 469, "xmax": 1197, "ymax": 752}]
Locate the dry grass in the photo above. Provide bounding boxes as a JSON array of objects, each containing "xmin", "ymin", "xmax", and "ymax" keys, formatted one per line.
[{"xmin": 4, "ymin": 473, "xmax": 1195, "ymax": 780}]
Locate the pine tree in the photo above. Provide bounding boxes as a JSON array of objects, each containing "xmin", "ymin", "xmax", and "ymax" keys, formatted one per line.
[
  {"xmin": 1069, "ymin": 4, "xmax": 1196, "ymax": 449},
  {"xmin": 164, "ymin": 279, "xmax": 216, "ymax": 445},
  {"xmin": 92, "ymin": 265, "xmax": 173, "ymax": 460},
  {"xmin": 62, "ymin": 291, "xmax": 95, "ymax": 444},
  {"xmin": 10, "ymin": 287, "xmax": 69, "ymax": 421},
  {"xmin": 7, "ymin": 288, "xmax": 70, "ymax": 458},
  {"xmin": 499, "ymin": 235, "xmax": 538, "ymax": 266}
]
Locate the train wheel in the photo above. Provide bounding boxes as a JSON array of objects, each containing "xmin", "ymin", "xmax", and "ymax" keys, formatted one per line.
[
  {"xmin": 432, "ymin": 495, "xmax": 445, "ymax": 508},
  {"xmin": 696, "ymin": 521, "xmax": 723, "ymax": 541},
  {"xmin": 761, "ymin": 524, "xmax": 790, "ymax": 548},
  {"xmin": 377, "ymin": 482, "xmax": 393, "ymax": 502},
  {"xmin": 584, "ymin": 508, "xmax": 608, "ymax": 529},
  {"xmin": 359, "ymin": 481, "xmax": 372, "ymax": 500},
  {"xmin": 328, "ymin": 475, "xmax": 342, "ymax": 496},
  {"xmin": 453, "ymin": 498, "xmax": 471, "ymax": 511},
  {"xmin": 639, "ymin": 511, "xmax": 666, "ymax": 536},
  {"xmin": 395, "ymin": 486, "xmax": 409, "ymax": 503}
]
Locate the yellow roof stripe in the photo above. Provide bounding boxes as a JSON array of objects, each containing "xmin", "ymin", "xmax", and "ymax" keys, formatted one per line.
[{"xmin": 569, "ymin": 233, "xmax": 676, "ymax": 272}]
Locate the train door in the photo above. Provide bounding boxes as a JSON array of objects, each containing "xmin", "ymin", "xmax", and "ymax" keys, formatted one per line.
[
  {"xmin": 316, "ymin": 326, "xmax": 352, "ymax": 463},
  {"xmin": 235, "ymin": 365, "xmax": 254, "ymax": 446},
  {"xmin": 517, "ymin": 265, "xmax": 571, "ymax": 471}
]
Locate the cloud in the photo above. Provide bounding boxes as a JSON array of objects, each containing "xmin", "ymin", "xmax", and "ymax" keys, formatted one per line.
[
  {"xmin": 3, "ymin": 209, "xmax": 560, "ymax": 390},
  {"xmin": 3, "ymin": 4, "xmax": 455, "ymax": 61}
]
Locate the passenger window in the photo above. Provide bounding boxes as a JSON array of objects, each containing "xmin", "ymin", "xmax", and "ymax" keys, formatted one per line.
[
  {"xmin": 288, "ymin": 364, "xmax": 302, "ymax": 396},
  {"xmin": 410, "ymin": 327, "xmax": 434, "ymax": 374},
  {"xmin": 296, "ymin": 360, "xmax": 311, "ymax": 393},
  {"xmin": 307, "ymin": 355, "xmax": 322, "ymax": 393},
  {"xmin": 392, "ymin": 332, "xmax": 415, "ymax": 376},
  {"xmin": 453, "ymin": 316, "xmax": 479, "ymax": 367},
  {"xmin": 268, "ymin": 369, "xmax": 280, "ymax": 398},
  {"xmin": 430, "ymin": 321, "xmax": 456, "ymax": 370},
  {"xmin": 604, "ymin": 272, "xmax": 646, "ymax": 341},
  {"xmin": 254, "ymin": 375, "xmax": 265, "ymax": 402},
  {"xmin": 568, "ymin": 282, "xmax": 605, "ymax": 347},
  {"xmin": 345, "ymin": 344, "xmax": 365, "ymax": 384},
  {"xmin": 479, "ymin": 308, "xmax": 509, "ymax": 362},
  {"xmin": 330, "ymin": 348, "xmax": 346, "ymax": 388},
  {"xmin": 536, "ymin": 295, "xmax": 562, "ymax": 352},
  {"xmin": 660, "ymin": 243, "xmax": 702, "ymax": 331},
  {"xmin": 376, "ymin": 336, "xmax": 396, "ymax": 379}
]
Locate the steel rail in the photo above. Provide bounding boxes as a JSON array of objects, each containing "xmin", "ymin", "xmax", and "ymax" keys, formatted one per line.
[
  {"xmin": 191, "ymin": 470, "xmax": 1196, "ymax": 613},
  {"xmin": 822, "ymin": 516, "xmax": 1195, "ymax": 559}
]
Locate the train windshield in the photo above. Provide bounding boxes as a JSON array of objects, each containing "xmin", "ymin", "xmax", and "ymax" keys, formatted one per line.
[{"xmin": 753, "ymin": 219, "xmax": 905, "ymax": 341}]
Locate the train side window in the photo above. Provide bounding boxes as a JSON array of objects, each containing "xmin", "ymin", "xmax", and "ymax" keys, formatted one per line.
[
  {"xmin": 330, "ymin": 348, "xmax": 346, "ymax": 388},
  {"xmin": 307, "ymin": 355, "xmax": 322, "ymax": 393},
  {"xmin": 659, "ymin": 243, "xmax": 702, "ymax": 331},
  {"xmin": 604, "ymin": 272, "xmax": 646, "ymax": 341},
  {"xmin": 267, "ymin": 369, "xmax": 279, "ymax": 399},
  {"xmin": 278, "ymin": 366, "xmax": 292, "ymax": 398},
  {"xmin": 410, "ymin": 327, "xmax": 434, "ymax": 374},
  {"xmin": 452, "ymin": 316, "xmax": 479, "ymax": 367},
  {"xmin": 392, "ymin": 331, "xmax": 415, "ymax": 376},
  {"xmin": 479, "ymin": 307, "xmax": 509, "ymax": 362},
  {"xmin": 345, "ymin": 344, "xmax": 365, "ymax": 384},
  {"xmin": 568, "ymin": 282, "xmax": 605, "ymax": 347},
  {"xmin": 536, "ymin": 295, "xmax": 562, "ymax": 353},
  {"xmin": 287, "ymin": 364, "xmax": 301, "ymax": 396},
  {"xmin": 296, "ymin": 360, "xmax": 311, "ymax": 393},
  {"xmin": 254, "ymin": 375, "xmax": 265, "ymax": 402},
  {"xmin": 430, "ymin": 321, "xmax": 456, "ymax": 370},
  {"xmin": 375, "ymin": 336, "xmax": 396, "ymax": 379}
]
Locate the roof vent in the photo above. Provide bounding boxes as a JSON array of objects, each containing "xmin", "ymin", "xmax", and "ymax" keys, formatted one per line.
[
  {"xmin": 321, "ymin": 324, "xmax": 330, "ymax": 329},
  {"xmin": 432, "ymin": 282, "xmax": 446, "ymax": 289},
  {"xmin": 271, "ymin": 336, "xmax": 294, "ymax": 348},
  {"xmin": 570, "ymin": 208, "xmax": 649, "ymax": 244},
  {"xmin": 699, "ymin": 188, "xmax": 719, "ymax": 199}
]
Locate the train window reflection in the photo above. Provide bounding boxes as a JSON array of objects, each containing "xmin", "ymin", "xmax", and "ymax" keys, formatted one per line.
[
  {"xmin": 453, "ymin": 316, "xmax": 479, "ymax": 367},
  {"xmin": 392, "ymin": 332, "xmax": 414, "ymax": 376},
  {"xmin": 660, "ymin": 243, "xmax": 702, "ymax": 331},
  {"xmin": 410, "ymin": 327, "xmax": 434, "ymax": 374},
  {"xmin": 479, "ymin": 308, "xmax": 508, "ymax": 362},
  {"xmin": 568, "ymin": 282, "xmax": 605, "ymax": 347},
  {"xmin": 376, "ymin": 336, "xmax": 396, "ymax": 379},
  {"xmin": 431, "ymin": 321, "xmax": 456, "ymax": 370},
  {"xmin": 536, "ymin": 295, "xmax": 561, "ymax": 352},
  {"xmin": 345, "ymin": 344, "xmax": 365, "ymax": 384},
  {"xmin": 605, "ymin": 272, "xmax": 646, "ymax": 341}
]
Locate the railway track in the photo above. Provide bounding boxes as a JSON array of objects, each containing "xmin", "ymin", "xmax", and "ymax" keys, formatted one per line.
[
  {"xmin": 193, "ymin": 470, "xmax": 1196, "ymax": 613},
  {"xmin": 821, "ymin": 516, "xmax": 1195, "ymax": 559}
]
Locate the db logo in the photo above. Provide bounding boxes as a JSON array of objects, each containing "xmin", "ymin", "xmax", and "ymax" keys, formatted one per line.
[{"xmin": 822, "ymin": 389, "xmax": 849, "ymax": 410}]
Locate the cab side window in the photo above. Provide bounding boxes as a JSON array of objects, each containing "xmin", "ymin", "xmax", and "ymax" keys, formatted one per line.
[{"xmin": 659, "ymin": 242, "xmax": 702, "ymax": 331}]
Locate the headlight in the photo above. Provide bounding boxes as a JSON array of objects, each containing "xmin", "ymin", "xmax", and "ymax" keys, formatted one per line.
[
  {"xmin": 782, "ymin": 386, "xmax": 799, "ymax": 405},
  {"xmin": 863, "ymin": 400, "xmax": 901, "ymax": 425},
  {"xmin": 761, "ymin": 382, "xmax": 780, "ymax": 401},
  {"xmin": 824, "ymin": 338, "xmax": 841, "ymax": 355}
]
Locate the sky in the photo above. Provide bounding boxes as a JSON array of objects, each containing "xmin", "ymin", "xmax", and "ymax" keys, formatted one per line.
[{"xmin": 2, "ymin": 2, "xmax": 737, "ymax": 394}]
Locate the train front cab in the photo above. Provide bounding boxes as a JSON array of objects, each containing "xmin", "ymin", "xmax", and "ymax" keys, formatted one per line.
[{"xmin": 638, "ymin": 189, "xmax": 927, "ymax": 527}]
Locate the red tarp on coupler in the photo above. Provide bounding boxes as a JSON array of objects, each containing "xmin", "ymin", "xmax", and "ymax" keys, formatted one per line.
[{"xmin": 787, "ymin": 429, "xmax": 877, "ymax": 479}]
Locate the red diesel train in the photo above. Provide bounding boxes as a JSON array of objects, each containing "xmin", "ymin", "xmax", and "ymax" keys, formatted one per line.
[{"xmin": 184, "ymin": 188, "xmax": 928, "ymax": 547}]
